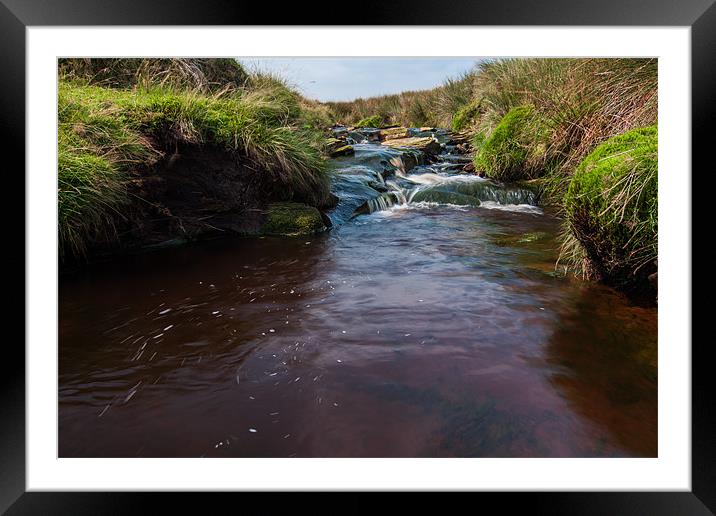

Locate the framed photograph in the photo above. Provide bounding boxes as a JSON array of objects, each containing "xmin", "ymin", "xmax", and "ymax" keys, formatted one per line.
[{"xmin": 3, "ymin": 0, "xmax": 709, "ymax": 513}]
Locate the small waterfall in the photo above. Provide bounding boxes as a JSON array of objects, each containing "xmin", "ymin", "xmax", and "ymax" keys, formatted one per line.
[
  {"xmin": 385, "ymin": 180, "xmax": 409, "ymax": 204},
  {"xmin": 366, "ymin": 194, "xmax": 396, "ymax": 213}
]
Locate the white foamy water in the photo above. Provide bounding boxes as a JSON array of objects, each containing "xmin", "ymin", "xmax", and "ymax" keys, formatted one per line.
[
  {"xmin": 478, "ymin": 201, "xmax": 543, "ymax": 214},
  {"xmin": 400, "ymin": 172, "xmax": 488, "ymax": 186}
]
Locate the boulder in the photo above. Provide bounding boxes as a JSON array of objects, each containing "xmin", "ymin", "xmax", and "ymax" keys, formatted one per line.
[
  {"xmin": 382, "ymin": 136, "xmax": 441, "ymax": 155},
  {"xmin": 463, "ymin": 161, "xmax": 476, "ymax": 173}
]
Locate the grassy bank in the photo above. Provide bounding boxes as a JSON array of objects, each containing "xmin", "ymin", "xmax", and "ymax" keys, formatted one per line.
[
  {"xmin": 58, "ymin": 59, "xmax": 332, "ymax": 259},
  {"xmin": 327, "ymin": 58, "xmax": 658, "ymax": 295}
]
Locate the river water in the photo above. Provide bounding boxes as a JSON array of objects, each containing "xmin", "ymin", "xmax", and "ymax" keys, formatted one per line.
[{"xmin": 59, "ymin": 132, "xmax": 657, "ymax": 457}]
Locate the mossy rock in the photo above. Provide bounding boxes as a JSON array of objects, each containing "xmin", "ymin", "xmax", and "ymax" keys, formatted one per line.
[
  {"xmin": 473, "ymin": 105, "xmax": 547, "ymax": 181},
  {"xmin": 355, "ymin": 115, "xmax": 383, "ymax": 128},
  {"xmin": 564, "ymin": 125, "xmax": 657, "ymax": 287},
  {"xmin": 262, "ymin": 203, "xmax": 326, "ymax": 236},
  {"xmin": 329, "ymin": 145, "xmax": 354, "ymax": 158}
]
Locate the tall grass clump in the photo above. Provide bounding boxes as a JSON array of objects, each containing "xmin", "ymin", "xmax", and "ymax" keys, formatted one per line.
[
  {"xmin": 560, "ymin": 125, "xmax": 657, "ymax": 287},
  {"xmin": 58, "ymin": 59, "xmax": 331, "ymax": 258}
]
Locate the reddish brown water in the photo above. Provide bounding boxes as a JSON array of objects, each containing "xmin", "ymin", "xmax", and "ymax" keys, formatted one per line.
[{"xmin": 59, "ymin": 204, "xmax": 657, "ymax": 457}]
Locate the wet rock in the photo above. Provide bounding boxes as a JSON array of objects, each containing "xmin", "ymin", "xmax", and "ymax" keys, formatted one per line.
[
  {"xmin": 411, "ymin": 189, "xmax": 481, "ymax": 207},
  {"xmin": 448, "ymin": 131, "xmax": 472, "ymax": 145},
  {"xmin": 321, "ymin": 192, "xmax": 340, "ymax": 209},
  {"xmin": 262, "ymin": 203, "xmax": 326, "ymax": 236},
  {"xmin": 351, "ymin": 192, "xmax": 400, "ymax": 217},
  {"xmin": 382, "ymin": 136, "xmax": 441, "ymax": 156},
  {"xmin": 329, "ymin": 145, "xmax": 355, "ymax": 158},
  {"xmin": 330, "ymin": 126, "xmax": 349, "ymax": 138},
  {"xmin": 463, "ymin": 161, "xmax": 475, "ymax": 173},
  {"xmin": 379, "ymin": 127, "xmax": 410, "ymax": 140}
]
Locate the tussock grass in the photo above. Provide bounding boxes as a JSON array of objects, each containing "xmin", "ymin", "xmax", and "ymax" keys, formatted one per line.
[
  {"xmin": 58, "ymin": 59, "xmax": 331, "ymax": 258},
  {"xmin": 58, "ymin": 58, "xmax": 250, "ymax": 94},
  {"xmin": 560, "ymin": 125, "xmax": 657, "ymax": 285}
]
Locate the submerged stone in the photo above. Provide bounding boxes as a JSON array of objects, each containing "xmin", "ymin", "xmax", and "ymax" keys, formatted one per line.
[{"xmin": 262, "ymin": 203, "xmax": 326, "ymax": 236}]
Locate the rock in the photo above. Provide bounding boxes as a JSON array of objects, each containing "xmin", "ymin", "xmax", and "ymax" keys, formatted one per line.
[
  {"xmin": 382, "ymin": 136, "xmax": 441, "ymax": 155},
  {"xmin": 648, "ymin": 272, "xmax": 657, "ymax": 288},
  {"xmin": 449, "ymin": 131, "xmax": 472, "ymax": 145},
  {"xmin": 463, "ymin": 161, "xmax": 475, "ymax": 173},
  {"xmin": 320, "ymin": 192, "xmax": 340, "ymax": 210},
  {"xmin": 329, "ymin": 145, "xmax": 354, "ymax": 158},
  {"xmin": 379, "ymin": 127, "xmax": 409, "ymax": 140},
  {"xmin": 326, "ymin": 137, "xmax": 344, "ymax": 150},
  {"xmin": 419, "ymin": 127, "xmax": 436, "ymax": 132},
  {"xmin": 262, "ymin": 203, "xmax": 326, "ymax": 236}
]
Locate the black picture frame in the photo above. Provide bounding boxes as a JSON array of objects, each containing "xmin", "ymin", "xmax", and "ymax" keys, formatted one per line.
[{"xmin": 2, "ymin": 1, "xmax": 709, "ymax": 513}]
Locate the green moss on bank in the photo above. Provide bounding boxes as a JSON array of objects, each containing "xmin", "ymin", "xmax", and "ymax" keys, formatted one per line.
[
  {"xmin": 562, "ymin": 125, "xmax": 657, "ymax": 287},
  {"xmin": 262, "ymin": 203, "xmax": 326, "ymax": 235}
]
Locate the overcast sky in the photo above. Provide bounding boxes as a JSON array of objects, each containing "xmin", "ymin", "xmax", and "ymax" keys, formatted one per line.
[{"xmin": 239, "ymin": 58, "xmax": 483, "ymax": 102}]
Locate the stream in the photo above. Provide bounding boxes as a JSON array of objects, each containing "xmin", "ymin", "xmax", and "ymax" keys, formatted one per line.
[{"xmin": 59, "ymin": 128, "xmax": 657, "ymax": 457}]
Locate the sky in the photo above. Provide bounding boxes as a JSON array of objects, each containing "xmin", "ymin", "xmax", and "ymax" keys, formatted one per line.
[{"xmin": 239, "ymin": 58, "xmax": 483, "ymax": 102}]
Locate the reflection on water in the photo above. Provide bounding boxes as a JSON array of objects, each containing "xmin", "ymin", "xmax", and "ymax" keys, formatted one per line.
[{"xmin": 59, "ymin": 204, "xmax": 657, "ymax": 457}]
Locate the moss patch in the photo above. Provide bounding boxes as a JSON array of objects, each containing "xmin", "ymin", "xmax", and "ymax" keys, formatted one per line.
[
  {"xmin": 354, "ymin": 115, "xmax": 383, "ymax": 128},
  {"xmin": 473, "ymin": 105, "xmax": 547, "ymax": 181},
  {"xmin": 262, "ymin": 203, "xmax": 326, "ymax": 235},
  {"xmin": 563, "ymin": 125, "xmax": 657, "ymax": 288}
]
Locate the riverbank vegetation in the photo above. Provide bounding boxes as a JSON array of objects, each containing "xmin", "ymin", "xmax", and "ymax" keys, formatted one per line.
[
  {"xmin": 328, "ymin": 58, "xmax": 658, "ymax": 295},
  {"xmin": 58, "ymin": 58, "xmax": 333, "ymax": 259}
]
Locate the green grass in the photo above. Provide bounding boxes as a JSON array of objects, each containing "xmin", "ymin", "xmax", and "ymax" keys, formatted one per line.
[
  {"xmin": 58, "ymin": 64, "xmax": 331, "ymax": 258},
  {"xmin": 561, "ymin": 125, "xmax": 657, "ymax": 285}
]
